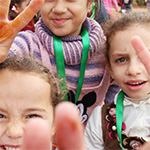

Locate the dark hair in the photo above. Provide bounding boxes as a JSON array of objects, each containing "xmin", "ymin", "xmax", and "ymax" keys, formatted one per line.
[
  {"xmin": 10, "ymin": 0, "xmax": 23, "ymax": 9},
  {"xmin": 0, "ymin": 55, "xmax": 61, "ymax": 108},
  {"xmin": 103, "ymin": 11, "xmax": 150, "ymax": 64},
  {"xmin": 9, "ymin": 0, "xmax": 25, "ymax": 20}
]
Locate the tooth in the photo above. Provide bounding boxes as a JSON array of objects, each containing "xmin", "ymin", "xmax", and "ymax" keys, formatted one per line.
[
  {"xmin": 130, "ymin": 82, "xmax": 142, "ymax": 85},
  {"xmin": 5, "ymin": 146, "xmax": 8, "ymax": 150},
  {"xmin": 4, "ymin": 147, "xmax": 20, "ymax": 150}
]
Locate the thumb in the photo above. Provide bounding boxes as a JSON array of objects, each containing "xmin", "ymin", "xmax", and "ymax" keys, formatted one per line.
[{"xmin": 55, "ymin": 102, "xmax": 86, "ymax": 150}]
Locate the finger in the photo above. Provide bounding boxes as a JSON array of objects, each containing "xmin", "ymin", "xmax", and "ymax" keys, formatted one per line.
[
  {"xmin": 22, "ymin": 119, "xmax": 51, "ymax": 150},
  {"xmin": 0, "ymin": 22, "xmax": 14, "ymax": 42},
  {"xmin": 131, "ymin": 35, "xmax": 150, "ymax": 75},
  {"xmin": 0, "ymin": 0, "xmax": 10, "ymax": 20},
  {"xmin": 55, "ymin": 102, "xmax": 85, "ymax": 150},
  {"xmin": 11, "ymin": 0, "xmax": 44, "ymax": 31}
]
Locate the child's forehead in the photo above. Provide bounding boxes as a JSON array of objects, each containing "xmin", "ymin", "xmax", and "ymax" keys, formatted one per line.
[
  {"xmin": 109, "ymin": 25, "xmax": 150, "ymax": 54},
  {"xmin": 0, "ymin": 69, "xmax": 49, "ymax": 85},
  {"xmin": 0, "ymin": 69, "xmax": 51, "ymax": 99},
  {"xmin": 110, "ymin": 24, "xmax": 149, "ymax": 41}
]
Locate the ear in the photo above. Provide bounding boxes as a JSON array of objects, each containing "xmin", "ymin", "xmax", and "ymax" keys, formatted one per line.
[
  {"xmin": 105, "ymin": 59, "xmax": 114, "ymax": 79},
  {"xmin": 88, "ymin": 0, "xmax": 94, "ymax": 13}
]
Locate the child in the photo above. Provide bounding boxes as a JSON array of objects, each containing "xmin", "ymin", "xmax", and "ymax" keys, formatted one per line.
[
  {"xmin": 9, "ymin": 0, "xmax": 40, "ymax": 32},
  {"xmin": 0, "ymin": 0, "xmax": 119, "ymax": 124},
  {"xmin": 145, "ymin": 0, "xmax": 150, "ymax": 11},
  {"xmin": 119, "ymin": 0, "xmax": 133, "ymax": 13},
  {"xmin": 85, "ymin": 11, "xmax": 150, "ymax": 149},
  {"xmin": 0, "ymin": 55, "xmax": 61, "ymax": 150},
  {"xmin": 102, "ymin": 0, "xmax": 119, "ymax": 18},
  {"xmin": 87, "ymin": 0, "xmax": 111, "ymax": 24}
]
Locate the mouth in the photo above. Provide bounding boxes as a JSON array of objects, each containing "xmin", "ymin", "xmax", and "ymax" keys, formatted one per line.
[
  {"xmin": 52, "ymin": 18, "xmax": 68, "ymax": 25},
  {"xmin": 126, "ymin": 81, "xmax": 146, "ymax": 86},
  {"xmin": 1, "ymin": 146, "xmax": 21, "ymax": 150},
  {"xmin": 125, "ymin": 80, "xmax": 147, "ymax": 91}
]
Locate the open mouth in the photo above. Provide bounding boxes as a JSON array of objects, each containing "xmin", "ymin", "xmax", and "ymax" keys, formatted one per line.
[
  {"xmin": 127, "ymin": 81, "xmax": 146, "ymax": 86},
  {"xmin": 1, "ymin": 146, "xmax": 21, "ymax": 150}
]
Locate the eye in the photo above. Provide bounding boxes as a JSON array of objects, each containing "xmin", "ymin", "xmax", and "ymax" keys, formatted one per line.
[
  {"xmin": 45, "ymin": 0, "xmax": 54, "ymax": 2},
  {"xmin": 115, "ymin": 57, "xmax": 128, "ymax": 63},
  {"xmin": 67, "ymin": 0, "xmax": 76, "ymax": 2},
  {"xmin": 26, "ymin": 114, "xmax": 41, "ymax": 119},
  {"xmin": 0, "ymin": 114, "xmax": 5, "ymax": 119}
]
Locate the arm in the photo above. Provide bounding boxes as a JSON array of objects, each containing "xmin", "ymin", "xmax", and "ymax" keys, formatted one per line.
[
  {"xmin": 0, "ymin": 0, "xmax": 43, "ymax": 63},
  {"xmin": 112, "ymin": 0, "xmax": 119, "ymax": 11}
]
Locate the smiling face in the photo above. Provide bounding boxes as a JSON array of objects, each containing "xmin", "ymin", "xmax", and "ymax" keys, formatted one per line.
[
  {"xmin": 41, "ymin": 0, "xmax": 93, "ymax": 37},
  {"xmin": 0, "ymin": 70, "xmax": 53, "ymax": 150},
  {"xmin": 108, "ymin": 25, "xmax": 150, "ymax": 99}
]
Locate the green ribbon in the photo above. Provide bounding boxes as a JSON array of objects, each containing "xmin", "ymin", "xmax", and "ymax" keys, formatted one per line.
[
  {"xmin": 116, "ymin": 90, "xmax": 124, "ymax": 150},
  {"xmin": 90, "ymin": 2, "xmax": 96, "ymax": 19},
  {"xmin": 53, "ymin": 34, "xmax": 68, "ymax": 101},
  {"xmin": 53, "ymin": 26, "xmax": 90, "ymax": 103}
]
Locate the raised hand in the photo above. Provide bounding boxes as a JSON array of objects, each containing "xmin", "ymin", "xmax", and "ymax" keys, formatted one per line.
[
  {"xmin": 131, "ymin": 36, "xmax": 150, "ymax": 76},
  {"xmin": 131, "ymin": 36, "xmax": 150, "ymax": 150},
  {"xmin": 55, "ymin": 102, "xmax": 85, "ymax": 150},
  {"xmin": 0, "ymin": 0, "xmax": 44, "ymax": 62},
  {"xmin": 22, "ymin": 119, "xmax": 51, "ymax": 150},
  {"xmin": 22, "ymin": 102, "xmax": 86, "ymax": 150}
]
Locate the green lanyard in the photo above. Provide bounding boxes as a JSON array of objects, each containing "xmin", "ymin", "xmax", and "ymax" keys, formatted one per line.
[
  {"xmin": 116, "ymin": 90, "xmax": 124, "ymax": 150},
  {"xmin": 53, "ymin": 26, "xmax": 90, "ymax": 103}
]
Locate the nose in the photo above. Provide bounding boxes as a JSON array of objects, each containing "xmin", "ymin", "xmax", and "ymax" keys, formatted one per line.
[
  {"xmin": 52, "ymin": 1, "xmax": 67, "ymax": 14},
  {"xmin": 126, "ymin": 59, "xmax": 142, "ymax": 76},
  {"xmin": 7, "ymin": 120, "xmax": 24, "ymax": 139}
]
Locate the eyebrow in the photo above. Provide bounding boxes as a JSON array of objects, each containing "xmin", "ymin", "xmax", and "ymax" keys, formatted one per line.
[
  {"xmin": 111, "ymin": 52, "xmax": 128, "ymax": 56},
  {"xmin": 0, "ymin": 108, "xmax": 7, "ymax": 114},
  {"xmin": 24, "ymin": 108, "xmax": 47, "ymax": 113}
]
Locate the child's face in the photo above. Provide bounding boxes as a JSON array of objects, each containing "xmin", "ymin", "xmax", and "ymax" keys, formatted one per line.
[
  {"xmin": 41, "ymin": 0, "xmax": 93, "ymax": 37},
  {"xmin": 0, "ymin": 70, "xmax": 53, "ymax": 149},
  {"xmin": 108, "ymin": 25, "xmax": 150, "ymax": 99}
]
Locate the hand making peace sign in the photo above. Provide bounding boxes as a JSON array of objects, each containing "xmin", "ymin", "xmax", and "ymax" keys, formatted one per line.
[{"xmin": 0, "ymin": 0, "xmax": 44, "ymax": 62}]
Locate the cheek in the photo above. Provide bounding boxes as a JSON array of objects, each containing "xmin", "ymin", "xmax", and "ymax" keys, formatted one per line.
[
  {"xmin": 41, "ymin": 8, "xmax": 46, "ymax": 17},
  {"xmin": 0, "ymin": 124, "xmax": 6, "ymax": 135},
  {"xmin": 41, "ymin": 4, "xmax": 50, "ymax": 16},
  {"xmin": 111, "ymin": 71, "xmax": 123, "ymax": 83}
]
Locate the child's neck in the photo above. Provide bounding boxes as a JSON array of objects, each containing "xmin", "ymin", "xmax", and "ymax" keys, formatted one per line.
[{"xmin": 125, "ymin": 93, "xmax": 150, "ymax": 104}]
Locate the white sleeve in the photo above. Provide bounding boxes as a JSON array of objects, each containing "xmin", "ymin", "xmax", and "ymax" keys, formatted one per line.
[{"xmin": 84, "ymin": 106, "xmax": 104, "ymax": 150}]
